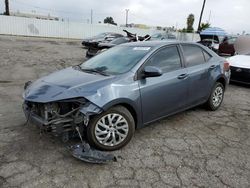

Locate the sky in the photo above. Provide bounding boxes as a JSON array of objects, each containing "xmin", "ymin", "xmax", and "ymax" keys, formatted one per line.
[{"xmin": 0, "ymin": 0, "xmax": 250, "ymax": 34}]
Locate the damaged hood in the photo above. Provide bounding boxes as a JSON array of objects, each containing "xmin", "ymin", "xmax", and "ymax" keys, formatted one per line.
[{"xmin": 23, "ymin": 67, "xmax": 115, "ymax": 103}]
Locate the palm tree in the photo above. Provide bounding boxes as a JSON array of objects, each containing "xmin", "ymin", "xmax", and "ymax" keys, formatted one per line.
[{"xmin": 187, "ymin": 14, "xmax": 195, "ymax": 32}]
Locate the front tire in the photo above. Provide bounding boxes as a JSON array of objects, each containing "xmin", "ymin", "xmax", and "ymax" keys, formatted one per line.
[
  {"xmin": 87, "ymin": 106, "xmax": 135, "ymax": 151},
  {"xmin": 206, "ymin": 82, "xmax": 225, "ymax": 111}
]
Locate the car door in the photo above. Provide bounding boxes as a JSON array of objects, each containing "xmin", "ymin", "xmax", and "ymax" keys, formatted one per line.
[
  {"xmin": 181, "ymin": 44, "xmax": 212, "ymax": 106},
  {"xmin": 138, "ymin": 45, "xmax": 188, "ymax": 124}
]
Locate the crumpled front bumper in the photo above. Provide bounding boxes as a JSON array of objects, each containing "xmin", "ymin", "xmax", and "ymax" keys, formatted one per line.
[
  {"xmin": 22, "ymin": 100, "xmax": 103, "ymax": 135},
  {"xmin": 23, "ymin": 102, "xmax": 49, "ymax": 129},
  {"xmin": 23, "ymin": 102, "xmax": 116, "ymax": 164}
]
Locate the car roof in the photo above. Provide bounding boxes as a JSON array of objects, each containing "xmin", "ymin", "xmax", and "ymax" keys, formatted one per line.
[{"xmin": 121, "ymin": 40, "xmax": 202, "ymax": 48}]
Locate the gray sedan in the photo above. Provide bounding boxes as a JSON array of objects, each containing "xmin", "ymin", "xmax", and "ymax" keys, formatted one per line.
[{"xmin": 23, "ymin": 41, "xmax": 230, "ymax": 151}]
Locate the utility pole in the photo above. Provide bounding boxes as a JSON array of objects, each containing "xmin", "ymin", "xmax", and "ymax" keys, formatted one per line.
[
  {"xmin": 125, "ymin": 9, "xmax": 129, "ymax": 27},
  {"xmin": 197, "ymin": 0, "xmax": 206, "ymax": 32},
  {"xmin": 4, "ymin": 0, "xmax": 10, "ymax": 15},
  {"xmin": 90, "ymin": 9, "xmax": 93, "ymax": 24}
]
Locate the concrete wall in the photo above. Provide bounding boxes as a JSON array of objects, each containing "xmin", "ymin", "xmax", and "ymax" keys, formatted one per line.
[{"xmin": 0, "ymin": 15, "xmax": 200, "ymax": 41}]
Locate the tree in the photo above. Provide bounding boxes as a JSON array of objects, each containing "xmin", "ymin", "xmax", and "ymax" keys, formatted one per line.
[
  {"xmin": 186, "ymin": 14, "xmax": 195, "ymax": 33},
  {"xmin": 103, "ymin": 17, "xmax": 117, "ymax": 26},
  {"xmin": 200, "ymin": 22, "xmax": 210, "ymax": 31}
]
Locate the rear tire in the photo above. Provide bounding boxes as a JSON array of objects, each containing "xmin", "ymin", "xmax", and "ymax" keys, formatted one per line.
[
  {"xmin": 206, "ymin": 82, "xmax": 225, "ymax": 111},
  {"xmin": 87, "ymin": 106, "xmax": 135, "ymax": 151},
  {"xmin": 85, "ymin": 49, "xmax": 91, "ymax": 58}
]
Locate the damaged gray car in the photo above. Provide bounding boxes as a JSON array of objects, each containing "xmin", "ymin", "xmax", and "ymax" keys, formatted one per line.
[{"xmin": 23, "ymin": 41, "xmax": 230, "ymax": 151}]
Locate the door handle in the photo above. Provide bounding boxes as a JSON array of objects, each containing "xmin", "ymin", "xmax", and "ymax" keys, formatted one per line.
[
  {"xmin": 209, "ymin": 65, "xmax": 216, "ymax": 70},
  {"xmin": 178, "ymin": 73, "xmax": 188, "ymax": 79}
]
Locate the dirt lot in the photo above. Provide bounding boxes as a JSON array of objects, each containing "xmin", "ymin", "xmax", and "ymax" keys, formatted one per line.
[{"xmin": 0, "ymin": 35, "xmax": 250, "ymax": 188}]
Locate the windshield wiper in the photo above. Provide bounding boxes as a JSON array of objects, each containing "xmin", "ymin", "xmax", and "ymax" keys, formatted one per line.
[
  {"xmin": 78, "ymin": 66, "xmax": 109, "ymax": 76},
  {"xmin": 74, "ymin": 65, "xmax": 110, "ymax": 76}
]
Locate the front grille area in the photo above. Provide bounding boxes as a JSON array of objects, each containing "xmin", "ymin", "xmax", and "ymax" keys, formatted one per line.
[
  {"xmin": 24, "ymin": 98, "xmax": 86, "ymax": 136},
  {"xmin": 230, "ymin": 66, "xmax": 250, "ymax": 84}
]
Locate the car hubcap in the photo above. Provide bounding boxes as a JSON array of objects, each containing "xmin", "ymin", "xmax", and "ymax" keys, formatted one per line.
[
  {"xmin": 94, "ymin": 113, "xmax": 129, "ymax": 146},
  {"xmin": 212, "ymin": 86, "xmax": 223, "ymax": 107}
]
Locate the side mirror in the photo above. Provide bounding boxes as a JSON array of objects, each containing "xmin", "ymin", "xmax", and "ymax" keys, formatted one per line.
[{"xmin": 143, "ymin": 66, "xmax": 162, "ymax": 78}]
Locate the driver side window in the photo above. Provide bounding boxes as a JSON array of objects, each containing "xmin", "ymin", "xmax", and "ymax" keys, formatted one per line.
[{"xmin": 146, "ymin": 46, "xmax": 182, "ymax": 73}]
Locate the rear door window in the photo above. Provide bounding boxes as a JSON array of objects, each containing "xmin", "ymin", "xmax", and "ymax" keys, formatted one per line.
[
  {"xmin": 182, "ymin": 45, "xmax": 206, "ymax": 67},
  {"xmin": 202, "ymin": 50, "xmax": 212, "ymax": 62}
]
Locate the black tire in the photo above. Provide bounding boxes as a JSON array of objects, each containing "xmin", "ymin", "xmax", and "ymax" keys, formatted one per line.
[
  {"xmin": 86, "ymin": 50, "xmax": 91, "ymax": 58},
  {"xmin": 87, "ymin": 105, "xmax": 135, "ymax": 151},
  {"xmin": 206, "ymin": 82, "xmax": 225, "ymax": 111}
]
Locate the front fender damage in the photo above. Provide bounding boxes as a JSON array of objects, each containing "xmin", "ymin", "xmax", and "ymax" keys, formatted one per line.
[
  {"xmin": 80, "ymin": 102, "xmax": 102, "ymax": 126},
  {"xmin": 23, "ymin": 98, "xmax": 116, "ymax": 163},
  {"xmin": 69, "ymin": 102, "xmax": 116, "ymax": 164}
]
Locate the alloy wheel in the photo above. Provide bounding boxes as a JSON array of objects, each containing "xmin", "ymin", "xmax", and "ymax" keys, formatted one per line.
[
  {"xmin": 94, "ymin": 113, "xmax": 129, "ymax": 146},
  {"xmin": 212, "ymin": 86, "xmax": 223, "ymax": 107}
]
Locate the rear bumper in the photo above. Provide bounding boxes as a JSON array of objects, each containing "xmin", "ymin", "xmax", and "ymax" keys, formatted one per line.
[{"xmin": 230, "ymin": 79, "xmax": 250, "ymax": 85}]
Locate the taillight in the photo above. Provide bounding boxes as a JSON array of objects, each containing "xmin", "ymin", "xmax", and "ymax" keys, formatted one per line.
[{"xmin": 223, "ymin": 61, "xmax": 230, "ymax": 71}]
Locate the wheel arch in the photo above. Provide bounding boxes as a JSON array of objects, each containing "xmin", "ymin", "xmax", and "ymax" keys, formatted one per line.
[
  {"xmin": 102, "ymin": 99, "xmax": 141, "ymax": 129},
  {"xmin": 216, "ymin": 76, "xmax": 227, "ymax": 88}
]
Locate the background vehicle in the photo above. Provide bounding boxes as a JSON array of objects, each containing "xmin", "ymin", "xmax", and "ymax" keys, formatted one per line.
[
  {"xmin": 218, "ymin": 36, "xmax": 238, "ymax": 56},
  {"xmin": 150, "ymin": 32, "xmax": 176, "ymax": 40},
  {"xmin": 227, "ymin": 36, "xmax": 250, "ymax": 84},
  {"xmin": 198, "ymin": 27, "xmax": 227, "ymax": 53},
  {"xmin": 23, "ymin": 41, "xmax": 230, "ymax": 151},
  {"xmin": 86, "ymin": 30, "xmax": 150, "ymax": 57},
  {"xmin": 227, "ymin": 54, "xmax": 250, "ymax": 84},
  {"xmin": 81, "ymin": 32, "xmax": 124, "ymax": 48},
  {"xmin": 198, "ymin": 38, "xmax": 219, "ymax": 53}
]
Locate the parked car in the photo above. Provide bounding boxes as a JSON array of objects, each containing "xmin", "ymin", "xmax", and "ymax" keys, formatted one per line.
[
  {"xmin": 198, "ymin": 38, "xmax": 220, "ymax": 53},
  {"xmin": 218, "ymin": 36, "xmax": 238, "ymax": 56},
  {"xmin": 86, "ymin": 37, "xmax": 131, "ymax": 57},
  {"xmin": 150, "ymin": 32, "xmax": 176, "ymax": 40},
  {"xmin": 23, "ymin": 41, "xmax": 230, "ymax": 151},
  {"xmin": 81, "ymin": 32, "xmax": 124, "ymax": 48},
  {"xmin": 86, "ymin": 30, "xmax": 150, "ymax": 57},
  {"xmin": 227, "ymin": 54, "xmax": 250, "ymax": 84},
  {"xmin": 198, "ymin": 27, "xmax": 227, "ymax": 53},
  {"xmin": 227, "ymin": 35, "xmax": 250, "ymax": 84}
]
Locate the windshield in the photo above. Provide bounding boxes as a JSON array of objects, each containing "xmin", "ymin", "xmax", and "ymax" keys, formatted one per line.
[
  {"xmin": 151, "ymin": 33, "xmax": 162, "ymax": 38},
  {"xmin": 110, "ymin": 37, "xmax": 129, "ymax": 45},
  {"xmin": 95, "ymin": 33, "xmax": 108, "ymax": 38},
  {"xmin": 80, "ymin": 46, "xmax": 151, "ymax": 75}
]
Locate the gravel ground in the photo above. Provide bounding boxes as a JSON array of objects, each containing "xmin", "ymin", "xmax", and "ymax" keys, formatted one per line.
[{"xmin": 0, "ymin": 35, "xmax": 250, "ymax": 188}]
